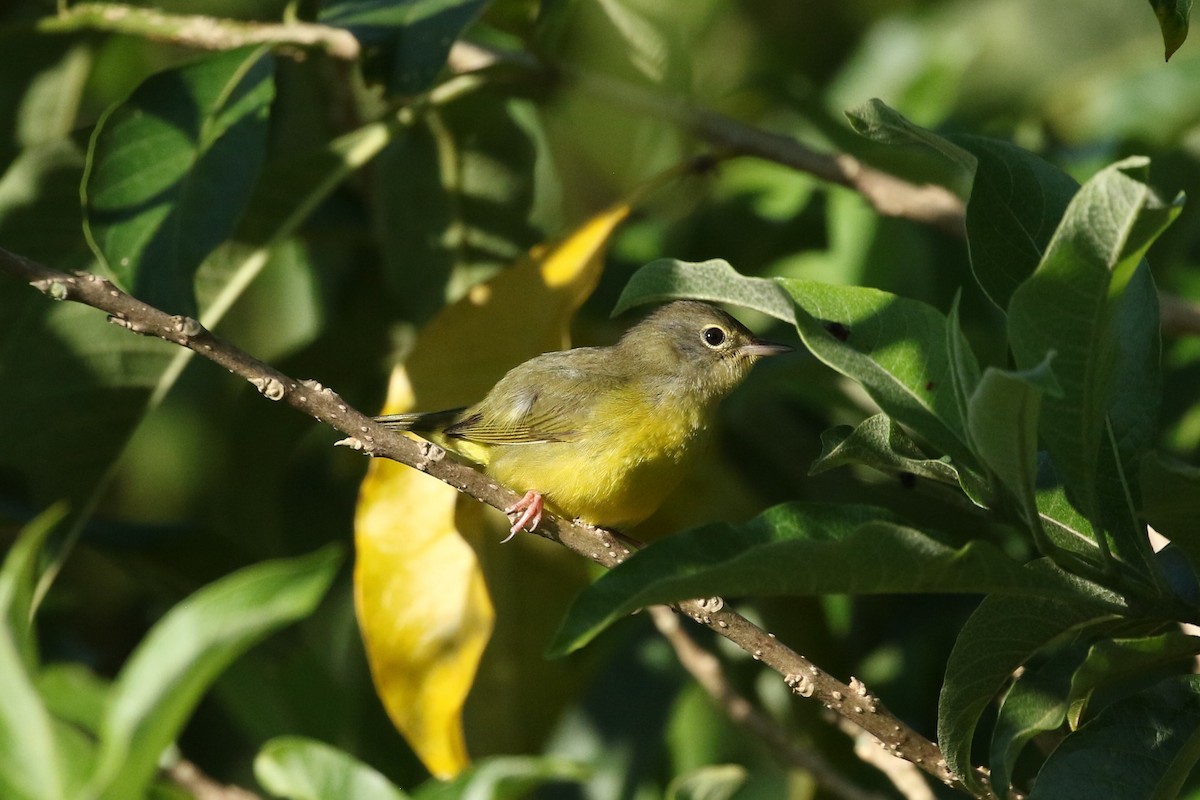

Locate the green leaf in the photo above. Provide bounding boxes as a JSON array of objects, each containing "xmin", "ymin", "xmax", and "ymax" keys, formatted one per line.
[
  {"xmin": 665, "ymin": 764, "xmax": 747, "ymax": 800},
  {"xmin": 612, "ymin": 257, "xmax": 795, "ymax": 321},
  {"xmin": 945, "ymin": 294, "xmax": 982, "ymax": 431},
  {"xmin": 951, "ymin": 135, "xmax": 1080, "ymax": 311},
  {"xmin": 938, "ymin": 575, "xmax": 1123, "ymax": 794},
  {"xmin": 1067, "ymin": 632, "xmax": 1200, "ymax": 728},
  {"xmin": 88, "ymin": 546, "xmax": 342, "ymax": 800},
  {"xmin": 967, "ymin": 358, "xmax": 1060, "ymax": 534},
  {"xmin": 83, "ymin": 47, "xmax": 275, "ymax": 313},
  {"xmin": 412, "ymin": 755, "xmax": 591, "ymax": 800},
  {"xmin": 1140, "ymin": 452, "xmax": 1200, "ymax": 564},
  {"xmin": 0, "ymin": 503, "xmax": 67, "ymax": 669},
  {"xmin": 38, "ymin": 663, "xmax": 110, "ymax": 735},
  {"xmin": 617, "ymin": 259, "xmax": 982, "ymax": 468},
  {"xmin": 843, "ymin": 97, "xmax": 977, "ymax": 195},
  {"xmin": 320, "ymin": 0, "xmax": 491, "ymax": 94},
  {"xmin": 989, "ymin": 644, "xmax": 1086, "ymax": 800},
  {"xmin": 1149, "ymin": 0, "xmax": 1191, "ymax": 60},
  {"xmin": 1029, "ymin": 675, "xmax": 1200, "ymax": 799},
  {"xmin": 778, "ymin": 277, "xmax": 978, "ymax": 467},
  {"xmin": 550, "ymin": 504, "xmax": 1102, "ymax": 656},
  {"xmin": 1035, "ymin": 473, "xmax": 1102, "ymax": 557},
  {"xmin": 370, "ymin": 95, "xmax": 549, "ymax": 322},
  {"xmin": 810, "ymin": 414, "xmax": 963, "ymax": 486},
  {"xmin": 254, "ymin": 736, "xmax": 408, "ymax": 800},
  {"xmin": 0, "ymin": 508, "xmax": 69, "ymax": 800},
  {"xmin": 1008, "ymin": 158, "xmax": 1182, "ymax": 553}
]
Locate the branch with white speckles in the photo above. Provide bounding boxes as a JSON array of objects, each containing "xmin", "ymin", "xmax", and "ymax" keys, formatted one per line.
[{"xmin": 0, "ymin": 247, "xmax": 996, "ymax": 799}]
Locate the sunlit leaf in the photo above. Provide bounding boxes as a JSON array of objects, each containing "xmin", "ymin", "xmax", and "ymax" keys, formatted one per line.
[
  {"xmin": 412, "ymin": 755, "xmax": 590, "ymax": 800},
  {"xmin": 355, "ymin": 199, "xmax": 631, "ymax": 778},
  {"xmin": 0, "ymin": 507, "xmax": 69, "ymax": 800},
  {"xmin": 665, "ymin": 764, "xmax": 747, "ymax": 800},
  {"xmin": 255, "ymin": 736, "xmax": 408, "ymax": 800},
  {"xmin": 89, "ymin": 547, "xmax": 341, "ymax": 800},
  {"xmin": 37, "ymin": 662, "xmax": 109, "ymax": 735},
  {"xmin": 613, "ymin": 257, "xmax": 793, "ymax": 321},
  {"xmin": 1066, "ymin": 632, "xmax": 1200, "ymax": 728}
]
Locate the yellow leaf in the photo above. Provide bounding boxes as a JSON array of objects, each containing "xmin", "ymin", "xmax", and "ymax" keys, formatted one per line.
[{"xmin": 354, "ymin": 200, "xmax": 631, "ymax": 778}]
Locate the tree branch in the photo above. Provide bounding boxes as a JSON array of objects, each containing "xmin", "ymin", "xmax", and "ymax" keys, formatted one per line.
[
  {"xmin": 647, "ymin": 606, "xmax": 890, "ymax": 800},
  {"xmin": 0, "ymin": 248, "xmax": 993, "ymax": 799},
  {"xmin": 166, "ymin": 757, "xmax": 261, "ymax": 800},
  {"xmin": 35, "ymin": 2, "xmax": 360, "ymax": 60},
  {"xmin": 447, "ymin": 41, "xmax": 966, "ymax": 237},
  {"xmin": 448, "ymin": 41, "xmax": 1197, "ymax": 337}
]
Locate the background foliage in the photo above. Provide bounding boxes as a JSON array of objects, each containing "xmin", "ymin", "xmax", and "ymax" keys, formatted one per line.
[{"xmin": 2, "ymin": 0, "xmax": 1200, "ymax": 798}]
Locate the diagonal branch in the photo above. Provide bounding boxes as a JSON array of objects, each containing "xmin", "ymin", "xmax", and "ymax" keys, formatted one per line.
[
  {"xmin": 0, "ymin": 247, "xmax": 994, "ymax": 799},
  {"xmin": 646, "ymin": 606, "xmax": 890, "ymax": 800},
  {"xmin": 34, "ymin": 2, "xmax": 360, "ymax": 60}
]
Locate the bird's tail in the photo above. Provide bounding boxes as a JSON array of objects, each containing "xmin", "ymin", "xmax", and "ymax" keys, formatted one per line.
[{"xmin": 373, "ymin": 408, "xmax": 465, "ymax": 435}]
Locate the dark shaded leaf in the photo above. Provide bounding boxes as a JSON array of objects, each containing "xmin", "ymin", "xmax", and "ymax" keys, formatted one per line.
[
  {"xmin": 320, "ymin": 0, "xmax": 491, "ymax": 94},
  {"xmin": 951, "ymin": 136, "xmax": 1080, "ymax": 311},
  {"xmin": 989, "ymin": 644, "xmax": 1087, "ymax": 800},
  {"xmin": 938, "ymin": 568, "xmax": 1124, "ymax": 794},
  {"xmin": 83, "ymin": 48, "xmax": 274, "ymax": 313},
  {"xmin": 1029, "ymin": 675, "xmax": 1200, "ymax": 799},
  {"xmin": 1148, "ymin": 0, "xmax": 1191, "ymax": 60},
  {"xmin": 1008, "ymin": 158, "xmax": 1180, "ymax": 564},
  {"xmin": 550, "ymin": 505, "xmax": 1101, "ymax": 656},
  {"xmin": 1140, "ymin": 452, "xmax": 1200, "ymax": 565},
  {"xmin": 968, "ymin": 358, "xmax": 1060, "ymax": 534}
]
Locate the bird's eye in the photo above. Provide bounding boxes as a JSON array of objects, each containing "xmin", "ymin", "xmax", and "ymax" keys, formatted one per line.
[{"xmin": 702, "ymin": 326, "xmax": 727, "ymax": 348}]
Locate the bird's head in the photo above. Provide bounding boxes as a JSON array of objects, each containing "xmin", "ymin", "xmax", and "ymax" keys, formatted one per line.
[{"xmin": 619, "ymin": 300, "xmax": 791, "ymax": 401}]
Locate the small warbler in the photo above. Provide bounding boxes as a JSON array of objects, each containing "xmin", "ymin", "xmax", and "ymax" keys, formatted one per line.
[{"xmin": 375, "ymin": 300, "xmax": 790, "ymax": 538}]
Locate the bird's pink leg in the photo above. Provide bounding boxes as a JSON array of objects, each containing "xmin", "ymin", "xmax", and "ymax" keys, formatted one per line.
[{"xmin": 502, "ymin": 490, "xmax": 544, "ymax": 543}]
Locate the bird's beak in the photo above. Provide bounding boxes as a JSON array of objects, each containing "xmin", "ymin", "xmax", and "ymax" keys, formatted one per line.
[{"xmin": 740, "ymin": 339, "xmax": 793, "ymax": 358}]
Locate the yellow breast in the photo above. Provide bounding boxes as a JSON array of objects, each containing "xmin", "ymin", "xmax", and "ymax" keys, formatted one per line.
[{"xmin": 486, "ymin": 387, "xmax": 712, "ymax": 528}]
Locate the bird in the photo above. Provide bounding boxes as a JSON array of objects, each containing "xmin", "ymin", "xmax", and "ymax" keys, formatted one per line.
[{"xmin": 374, "ymin": 300, "xmax": 791, "ymax": 539}]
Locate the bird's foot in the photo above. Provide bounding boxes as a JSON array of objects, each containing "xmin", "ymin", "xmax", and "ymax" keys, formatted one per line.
[{"xmin": 502, "ymin": 490, "xmax": 544, "ymax": 543}]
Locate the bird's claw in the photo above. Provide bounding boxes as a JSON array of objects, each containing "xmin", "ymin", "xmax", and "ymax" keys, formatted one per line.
[{"xmin": 502, "ymin": 490, "xmax": 544, "ymax": 543}]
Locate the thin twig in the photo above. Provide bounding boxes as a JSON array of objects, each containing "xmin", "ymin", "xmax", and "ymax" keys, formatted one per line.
[
  {"xmin": 647, "ymin": 606, "xmax": 889, "ymax": 800},
  {"xmin": 0, "ymin": 249, "xmax": 993, "ymax": 799},
  {"xmin": 448, "ymin": 41, "xmax": 1199, "ymax": 335},
  {"xmin": 166, "ymin": 758, "xmax": 261, "ymax": 800},
  {"xmin": 35, "ymin": 2, "xmax": 360, "ymax": 60},
  {"xmin": 1159, "ymin": 291, "xmax": 1200, "ymax": 338},
  {"xmin": 447, "ymin": 42, "xmax": 966, "ymax": 237}
]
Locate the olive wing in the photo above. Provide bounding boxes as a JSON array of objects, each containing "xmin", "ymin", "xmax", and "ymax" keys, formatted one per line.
[{"xmin": 444, "ymin": 352, "xmax": 607, "ymax": 445}]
